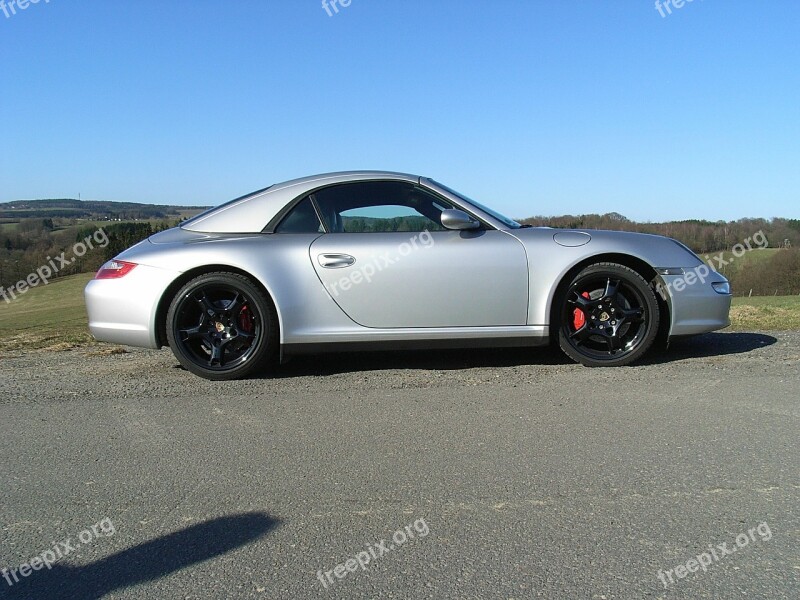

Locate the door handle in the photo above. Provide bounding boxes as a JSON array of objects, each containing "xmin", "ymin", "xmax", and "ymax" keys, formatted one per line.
[{"xmin": 318, "ymin": 253, "xmax": 356, "ymax": 268}]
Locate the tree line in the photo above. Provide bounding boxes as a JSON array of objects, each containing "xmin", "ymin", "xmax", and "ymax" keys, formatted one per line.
[
  {"xmin": 519, "ymin": 213, "xmax": 799, "ymax": 255},
  {"xmin": 1, "ymin": 221, "xmax": 176, "ymax": 290},
  {"xmin": 517, "ymin": 213, "xmax": 800, "ymax": 296},
  {"xmin": 729, "ymin": 248, "xmax": 800, "ymax": 297}
]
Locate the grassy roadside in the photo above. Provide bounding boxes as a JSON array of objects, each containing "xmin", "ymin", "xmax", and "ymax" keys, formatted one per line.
[
  {"xmin": 729, "ymin": 295, "xmax": 800, "ymax": 330},
  {"xmin": 0, "ymin": 273, "xmax": 97, "ymax": 352},
  {"xmin": 1, "ymin": 274, "xmax": 799, "ymax": 354}
]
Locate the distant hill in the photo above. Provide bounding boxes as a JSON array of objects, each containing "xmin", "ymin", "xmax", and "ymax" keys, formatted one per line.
[{"xmin": 0, "ymin": 199, "xmax": 208, "ymax": 220}]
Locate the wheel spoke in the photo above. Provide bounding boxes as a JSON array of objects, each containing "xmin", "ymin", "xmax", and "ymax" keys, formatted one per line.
[
  {"xmin": 568, "ymin": 290, "xmax": 592, "ymax": 308},
  {"xmin": 208, "ymin": 343, "xmax": 220, "ymax": 366},
  {"xmin": 235, "ymin": 330, "xmax": 256, "ymax": 343},
  {"xmin": 195, "ymin": 291, "xmax": 218, "ymax": 315},
  {"xmin": 603, "ymin": 278, "xmax": 620, "ymax": 301},
  {"xmin": 208, "ymin": 340, "xmax": 231, "ymax": 367},
  {"xmin": 621, "ymin": 306, "xmax": 645, "ymax": 322},
  {"xmin": 179, "ymin": 324, "xmax": 206, "ymax": 341},
  {"xmin": 225, "ymin": 293, "xmax": 245, "ymax": 315},
  {"xmin": 605, "ymin": 330, "xmax": 622, "ymax": 353},
  {"xmin": 570, "ymin": 325, "xmax": 593, "ymax": 345}
]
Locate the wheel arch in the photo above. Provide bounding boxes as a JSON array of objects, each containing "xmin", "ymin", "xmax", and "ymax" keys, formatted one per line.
[
  {"xmin": 154, "ymin": 265, "xmax": 281, "ymax": 348},
  {"xmin": 547, "ymin": 253, "xmax": 671, "ymax": 346}
]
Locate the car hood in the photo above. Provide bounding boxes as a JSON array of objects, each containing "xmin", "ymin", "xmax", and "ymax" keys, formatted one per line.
[{"xmin": 510, "ymin": 227, "xmax": 705, "ymax": 269}]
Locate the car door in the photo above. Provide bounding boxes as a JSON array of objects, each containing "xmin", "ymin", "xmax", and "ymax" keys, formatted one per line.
[{"xmin": 305, "ymin": 180, "xmax": 529, "ymax": 328}]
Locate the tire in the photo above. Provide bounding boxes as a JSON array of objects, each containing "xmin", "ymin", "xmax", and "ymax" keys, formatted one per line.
[
  {"xmin": 166, "ymin": 272, "xmax": 278, "ymax": 380},
  {"xmin": 557, "ymin": 262, "xmax": 660, "ymax": 367}
]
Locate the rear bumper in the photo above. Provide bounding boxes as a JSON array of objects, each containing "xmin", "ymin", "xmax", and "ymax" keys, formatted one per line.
[{"xmin": 84, "ymin": 265, "xmax": 179, "ymax": 348}]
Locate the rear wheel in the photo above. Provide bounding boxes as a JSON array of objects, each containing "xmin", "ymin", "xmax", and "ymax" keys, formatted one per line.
[
  {"xmin": 557, "ymin": 263, "xmax": 659, "ymax": 367},
  {"xmin": 166, "ymin": 272, "xmax": 277, "ymax": 380}
]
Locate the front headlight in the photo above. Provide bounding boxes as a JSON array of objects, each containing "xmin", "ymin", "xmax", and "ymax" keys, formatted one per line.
[{"xmin": 712, "ymin": 281, "xmax": 731, "ymax": 295}]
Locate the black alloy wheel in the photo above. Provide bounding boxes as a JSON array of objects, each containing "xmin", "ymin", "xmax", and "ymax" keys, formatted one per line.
[
  {"xmin": 166, "ymin": 272, "xmax": 277, "ymax": 380},
  {"xmin": 558, "ymin": 263, "xmax": 660, "ymax": 367}
]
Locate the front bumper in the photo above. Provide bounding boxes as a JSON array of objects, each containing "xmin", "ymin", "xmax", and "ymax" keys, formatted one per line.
[{"xmin": 659, "ymin": 270, "xmax": 732, "ymax": 336}]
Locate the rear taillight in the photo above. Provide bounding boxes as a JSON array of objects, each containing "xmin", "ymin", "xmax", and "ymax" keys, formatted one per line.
[{"xmin": 95, "ymin": 260, "xmax": 137, "ymax": 279}]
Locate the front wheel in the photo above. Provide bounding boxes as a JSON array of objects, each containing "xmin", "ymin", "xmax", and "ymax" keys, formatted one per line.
[
  {"xmin": 557, "ymin": 263, "xmax": 660, "ymax": 367},
  {"xmin": 166, "ymin": 272, "xmax": 277, "ymax": 380}
]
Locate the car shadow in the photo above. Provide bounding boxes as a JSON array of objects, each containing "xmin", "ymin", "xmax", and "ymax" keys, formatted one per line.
[
  {"xmin": 644, "ymin": 331, "xmax": 778, "ymax": 364},
  {"xmin": 271, "ymin": 345, "xmax": 569, "ymax": 378},
  {"xmin": 3, "ymin": 512, "xmax": 279, "ymax": 600},
  {"xmin": 268, "ymin": 332, "xmax": 778, "ymax": 377}
]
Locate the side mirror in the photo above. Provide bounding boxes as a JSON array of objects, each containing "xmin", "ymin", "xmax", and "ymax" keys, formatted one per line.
[{"xmin": 441, "ymin": 209, "xmax": 481, "ymax": 231}]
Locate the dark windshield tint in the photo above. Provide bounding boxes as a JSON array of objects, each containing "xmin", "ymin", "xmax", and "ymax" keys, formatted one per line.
[{"xmin": 275, "ymin": 197, "xmax": 323, "ymax": 233}]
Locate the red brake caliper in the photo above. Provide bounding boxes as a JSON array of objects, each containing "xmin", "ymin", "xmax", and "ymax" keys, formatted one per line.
[
  {"xmin": 238, "ymin": 305, "xmax": 254, "ymax": 334},
  {"xmin": 573, "ymin": 292, "xmax": 590, "ymax": 330}
]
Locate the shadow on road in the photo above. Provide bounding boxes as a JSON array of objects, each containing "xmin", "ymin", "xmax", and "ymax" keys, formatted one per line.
[
  {"xmin": 647, "ymin": 331, "xmax": 778, "ymax": 363},
  {"xmin": 269, "ymin": 332, "xmax": 778, "ymax": 377},
  {"xmin": 3, "ymin": 512, "xmax": 279, "ymax": 600},
  {"xmin": 274, "ymin": 346, "xmax": 568, "ymax": 377}
]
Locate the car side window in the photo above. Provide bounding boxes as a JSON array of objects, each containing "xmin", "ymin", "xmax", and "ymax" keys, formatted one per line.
[
  {"xmin": 275, "ymin": 197, "xmax": 324, "ymax": 233},
  {"xmin": 313, "ymin": 181, "xmax": 451, "ymax": 233}
]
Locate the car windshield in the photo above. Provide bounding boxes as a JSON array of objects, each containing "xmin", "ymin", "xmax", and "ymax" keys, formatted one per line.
[{"xmin": 430, "ymin": 180, "xmax": 522, "ymax": 229}]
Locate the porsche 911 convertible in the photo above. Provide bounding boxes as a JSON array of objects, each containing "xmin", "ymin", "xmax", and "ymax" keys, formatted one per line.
[{"xmin": 85, "ymin": 171, "xmax": 732, "ymax": 380}]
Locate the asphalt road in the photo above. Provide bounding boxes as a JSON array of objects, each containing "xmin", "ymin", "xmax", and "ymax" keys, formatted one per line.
[{"xmin": 1, "ymin": 331, "xmax": 798, "ymax": 599}]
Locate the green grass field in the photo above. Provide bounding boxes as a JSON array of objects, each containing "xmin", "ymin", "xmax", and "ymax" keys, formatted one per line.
[
  {"xmin": 730, "ymin": 295, "xmax": 800, "ymax": 330},
  {"xmin": 2, "ymin": 272, "xmax": 799, "ymax": 354},
  {"xmin": 703, "ymin": 247, "xmax": 779, "ymax": 278},
  {"xmin": 0, "ymin": 273, "xmax": 96, "ymax": 352}
]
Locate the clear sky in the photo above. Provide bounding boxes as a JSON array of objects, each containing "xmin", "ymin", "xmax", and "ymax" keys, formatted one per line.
[{"xmin": 1, "ymin": 0, "xmax": 798, "ymax": 222}]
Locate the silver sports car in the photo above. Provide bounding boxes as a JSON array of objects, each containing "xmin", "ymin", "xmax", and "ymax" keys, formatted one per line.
[{"xmin": 85, "ymin": 171, "xmax": 732, "ymax": 380}]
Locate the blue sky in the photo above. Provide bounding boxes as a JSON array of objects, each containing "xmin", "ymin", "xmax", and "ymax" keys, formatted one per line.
[{"xmin": 1, "ymin": 0, "xmax": 798, "ymax": 221}]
